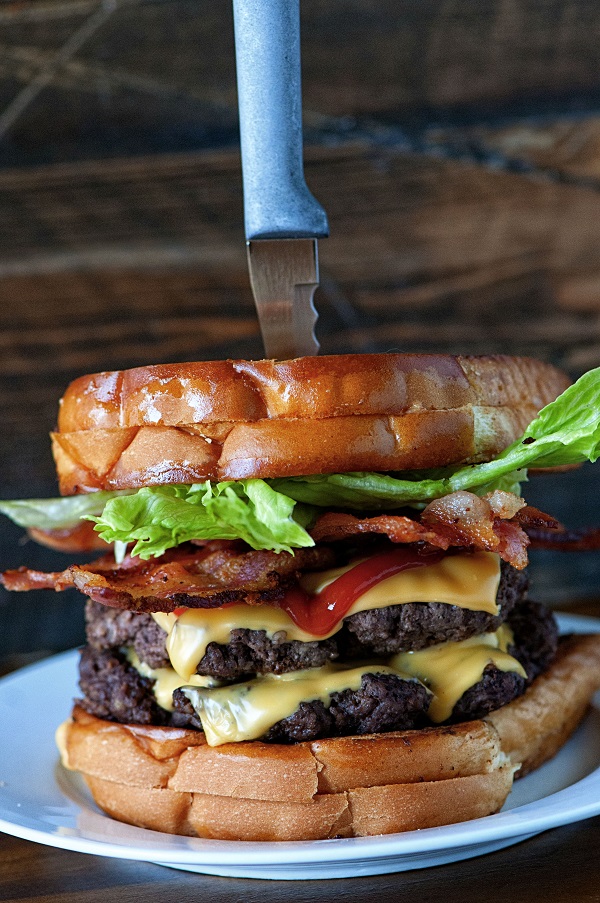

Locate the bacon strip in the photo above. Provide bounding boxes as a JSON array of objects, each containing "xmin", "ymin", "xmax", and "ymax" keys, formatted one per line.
[
  {"xmin": 1, "ymin": 541, "xmax": 336, "ymax": 613},
  {"xmin": 310, "ymin": 513, "xmax": 441, "ymax": 546},
  {"xmin": 514, "ymin": 505, "xmax": 560, "ymax": 531},
  {"xmin": 27, "ymin": 521, "xmax": 106, "ymax": 553},
  {"xmin": 3, "ymin": 490, "xmax": 590, "ymax": 613},
  {"xmin": 526, "ymin": 525, "xmax": 600, "ymax": 551},
  {"xmin": 311, "ymin": 490, "xmax": 532, "ymax": 569}
]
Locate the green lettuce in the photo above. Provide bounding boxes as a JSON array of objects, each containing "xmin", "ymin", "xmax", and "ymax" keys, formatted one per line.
[
  {"xmin": 1, "ymin": 366, "xmax": 598, "ymax": 558},
  {"xmin": 88, "ymin": 481, "xmax": 315, "ymax": 559},
  {"xmin": 271, "ymin": 469, "xmax": 527, "ymax": 510},
  {"xmin": 0, "ymin": 490, "xmax": 131, "ymax": 530}
]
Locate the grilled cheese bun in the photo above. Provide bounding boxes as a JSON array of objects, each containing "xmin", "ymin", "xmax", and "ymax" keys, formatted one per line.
[{"xmin": 51, "ymin": 353, "xmax": 570, "ymax": 492}]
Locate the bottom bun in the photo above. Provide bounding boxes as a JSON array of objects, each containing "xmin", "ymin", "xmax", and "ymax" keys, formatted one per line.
[
  {"xmin": 57, "ymin": 634, "xmax": 600, "ymax": 841},
  {"xmin": 83, "ymin": 769, "xmax": 514, "ymax": 841}
]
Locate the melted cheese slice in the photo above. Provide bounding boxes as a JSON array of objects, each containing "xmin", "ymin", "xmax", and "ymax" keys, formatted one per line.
[
  {"xmin": 343, "ymin": 551, "xmax": 501, "ymax": 617},
  {"xmin": 390, "ymin": 624, "xmax": 526, "ymax": 723},
  {"xmin": 182, "ymin": 664, "xmax": 419, "ymax": 746},
  {"xmin": 154, "ymin": 606, "xmax": 324, "ymax": 683},
  {"xmin": 153, "ymin": 551, "xmax": 501, "ymax": 682},
  {"xmin": 125, "ymin": 649, "xmax": 219, "ymax": 711},
  {"xmin": 127, "ymin": 626, "xmax": 525, "ymax": 745}
]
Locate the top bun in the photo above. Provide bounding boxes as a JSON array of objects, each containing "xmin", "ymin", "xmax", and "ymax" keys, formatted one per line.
[{"xmin": 51, "ymin": 354, "xmax": 571, "ymax": 494}]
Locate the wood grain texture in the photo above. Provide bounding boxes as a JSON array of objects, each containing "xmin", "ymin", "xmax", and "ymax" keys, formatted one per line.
[
  {"xmin": 0, "ymin": 147, "xmax": 599, "ymax": 369},
  {"xmin": 4, "ymin": 0, "xmax": 600, "ymax": 170}
]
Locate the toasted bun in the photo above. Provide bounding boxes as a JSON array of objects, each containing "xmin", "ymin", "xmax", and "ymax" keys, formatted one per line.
[
  {"xmin": 57, "ymin": 634, "xmax": 600, "ymax": 841},
  {"xmin": 51, "ymin": 354, "xmax": 570, "ymax": 493}
]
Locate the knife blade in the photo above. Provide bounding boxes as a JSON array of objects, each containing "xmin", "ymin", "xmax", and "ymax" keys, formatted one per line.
[
  {"xmin": 232, "ymin": 0, "xmax": 329, "ymax": 360},
  {"xmin": 246, "ymin": 238, "xmax": 319, "ymax": 359}
]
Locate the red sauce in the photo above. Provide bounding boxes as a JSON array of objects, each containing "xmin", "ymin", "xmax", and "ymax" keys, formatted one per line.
[{"xmin": 279, "ymin": 546, "xmax": 445, "ymax": 636}]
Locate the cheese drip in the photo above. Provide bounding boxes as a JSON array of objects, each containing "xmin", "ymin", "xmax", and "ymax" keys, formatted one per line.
[
  {"xmin": 390, "ymin": 624, "xmax": 527, "ymax": 723},
  {"xmin": 182, "ymin": 664, "xmax": 419, "ymax": 746},
  {"xmin": 154, "ymin": 606, "xmax": 323, "ymax": 683},
  {"xmin": 125, "ymin": 649, "xmax": 219, "ymax": 712},
  {"xmin": 153, "ymin": 551, "xmax": 501, "ymax": 682},
  {"xmin": 126, "ymin": 625, "xmax": 525, "ymax": 744}
]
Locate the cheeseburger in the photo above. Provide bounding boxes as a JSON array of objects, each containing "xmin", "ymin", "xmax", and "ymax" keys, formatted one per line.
[{"xmin": 2, "ymin": 353, "xmax": 600, "ymax": 841}]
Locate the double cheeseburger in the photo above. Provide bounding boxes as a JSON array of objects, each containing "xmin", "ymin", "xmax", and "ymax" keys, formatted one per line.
[{"xmin": 2, "ymin": 353, "xmax": 600, "ymax": 841}]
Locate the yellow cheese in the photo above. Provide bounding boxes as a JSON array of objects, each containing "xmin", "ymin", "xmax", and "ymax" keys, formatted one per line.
[
  {"xmin": 182, "ymin": 663, "xmax": 417, "ymax": 746},
  {"xmin": 390, "ymin": 624, "xmax": 526, "ymax": 723},
  {"xmin": 129, "ymin": 623, "xmax": 525, "ymax": 745},
  {"xmin": 125, "ymin": 649, "xmax": 219, "ymax": 712},
  {"xmin": 344, "ymin": 551, "xmax": 501, "ymax": 617},
  {"xmin": 153, "ymin": 551, "xmax": 502, "ymax": 682},
  {"xmin": 159, "ymin": 605, "xmax": 323, "ymax": 682}
]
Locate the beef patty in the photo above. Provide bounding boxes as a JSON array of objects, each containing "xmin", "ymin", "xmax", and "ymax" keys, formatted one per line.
[
  {"xmin": 341, "ymin": 561, "xmax": 527, "ymax": 655},
  {"xmin": 77, "ymin": 598, "xmax": 558, "ymax": 742}
]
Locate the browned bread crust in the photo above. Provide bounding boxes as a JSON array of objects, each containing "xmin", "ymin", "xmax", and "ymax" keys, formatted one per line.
[
  {"xmin": 59, "ymin": 712, "xmax": 513, "ymax": 840},
  {"xmin": 57, "ymin": 634, "xmax": 600, "ymax": 841},
  {"xmin": 51, "ymin": 354, "xmax": 570, "ymax": 493}
]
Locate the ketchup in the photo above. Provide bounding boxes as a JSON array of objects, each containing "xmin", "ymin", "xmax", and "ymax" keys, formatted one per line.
[{"xmin": 280, "ymin": 546, "xmax": 445, "ymax": 636}]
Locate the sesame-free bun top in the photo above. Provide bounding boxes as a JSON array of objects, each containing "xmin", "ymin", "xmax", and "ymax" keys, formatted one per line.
[{"xmin": 51, "ymin": 353, "xmax": 571, "ymax": 494}]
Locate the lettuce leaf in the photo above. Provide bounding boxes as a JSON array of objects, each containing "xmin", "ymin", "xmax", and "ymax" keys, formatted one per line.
[
  {"xmin": 0, "ymin": 490, "xmax": 130, "ymax": 529},
  {"xmin": 271, "ymin": 468, "xmax": 527, "ymax": 510},
  {"xmin": 88, "ymin": 480, "xmax": 314, "ymax": 559}
]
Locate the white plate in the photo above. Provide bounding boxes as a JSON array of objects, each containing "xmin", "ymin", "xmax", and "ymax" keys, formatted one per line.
[{"xmin": 0, "ymin": 614, "xmax": 599, "ymax": 881}]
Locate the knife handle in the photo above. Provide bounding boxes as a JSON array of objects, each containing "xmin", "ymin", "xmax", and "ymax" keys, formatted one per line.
[{"xmin": 232, "ymin": 0, "xmax": 329, "ymax": 240}]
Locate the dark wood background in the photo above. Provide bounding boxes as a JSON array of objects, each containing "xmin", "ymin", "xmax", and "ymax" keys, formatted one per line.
[{"xmin": 0, "ymin": 1, "xmax": 600, "ymax": 898}]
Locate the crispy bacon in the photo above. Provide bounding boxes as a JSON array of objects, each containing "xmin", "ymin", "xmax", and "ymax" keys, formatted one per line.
[
  {"xmin": 526, "ymin": 525, "xmax": 600, "ymax": 551},
  {"xmin": 484, "ymin": 490, "xmax": 527, "ymax": 520},
  {"xmin": 0, "ymin": 541, "xmax": 336, "ymax": 613},
  {"xmin": 310, "ymin": 513, "xmax": 440, "ymax": 546},
  {"xmin": 2, "ymin": 488, "xmax": 590, "ymax": 613},
  {"xmin": 311, "ymin": 490, "xmax": 532, "ymax": 569},
  {"xmin": 27, "ymin": 521, "xmax": 106, "ymax": 554},
  {"xmin": 1, "ymin": 568, "xmax": 64, "ymax": 592},
  {"xmin": 514, "ymin": 505, "xmax": 561, "ymax": 531}
]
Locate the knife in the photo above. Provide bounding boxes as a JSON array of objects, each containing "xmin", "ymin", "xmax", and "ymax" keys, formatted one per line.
[{"xmin": 232, "ymin": 0, "xmax": 329, "ymax": 359}]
